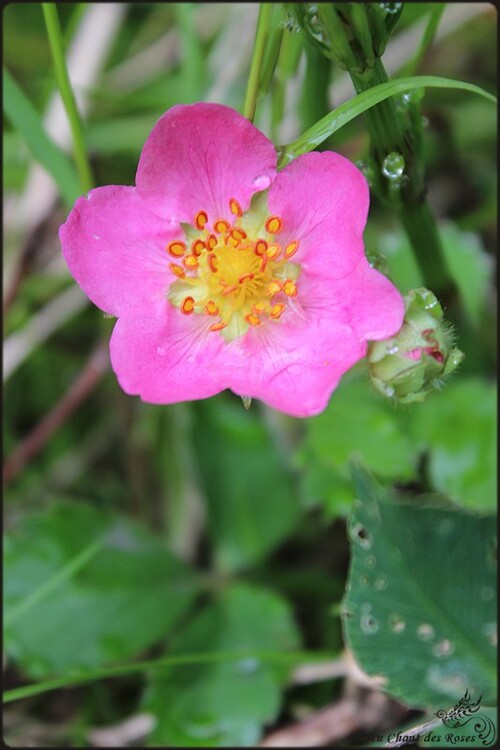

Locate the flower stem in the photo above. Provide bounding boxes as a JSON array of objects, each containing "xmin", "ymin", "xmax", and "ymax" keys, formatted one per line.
[
  {"xmin": 243, "ymin": 3, "xmax": 272, "ymax": 122},
  {"xmin": 42, "ymin": 3, "xmax": 93, "ymax": 193}
]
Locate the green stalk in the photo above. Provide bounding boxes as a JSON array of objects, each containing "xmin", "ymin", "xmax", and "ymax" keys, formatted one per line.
[
  {"xmin": 243, "ymin": 3, "xmax": 272, "ymax": 122},
  {"xmin": 42, "ymin": 3, "xmax": 93, "ymax": 192}
]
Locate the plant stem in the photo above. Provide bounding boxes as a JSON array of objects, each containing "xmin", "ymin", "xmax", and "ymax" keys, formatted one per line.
[
  {"xmin": 243, "ymin": 3, "xmax": 272, "ymax": 122},
  {"xmin": 42, "ymin": 3, "xmax": 93, "ymax": 193}
]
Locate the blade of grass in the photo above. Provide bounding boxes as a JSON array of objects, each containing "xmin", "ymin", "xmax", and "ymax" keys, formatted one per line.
[
  {"xmin": 399, "ymin": 4, "xmax": 446, "ymax": 77},
  {"xmin": 243, "ymin": 3, "xmax": 272, "ymax": 121},
  {"xmin": 41, "ymin": 2, "xmax": 93, "ymax": 192},
  {"xmin": 278, "ymin": 75, "xmax": 497, "ymax": 168},
  {"xmin": 3, "ymin": 68, "xmax": 81, "ymax": 207}
]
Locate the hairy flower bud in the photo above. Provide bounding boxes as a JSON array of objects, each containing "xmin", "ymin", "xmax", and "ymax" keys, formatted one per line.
[{"xmin": 367, "ymin": 288, "xmax": 464, "ymax": 403}]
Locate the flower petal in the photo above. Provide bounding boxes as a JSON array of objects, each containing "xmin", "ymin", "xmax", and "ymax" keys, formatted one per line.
[
  {"xmin": 136, "ymin": 103, "xmax": 277, "ymax": 223},
  {"xmin": 268, "ymin": 151, "xmax": 369, "ymax": 280},
  {"xmin": 109, "ymin": 304, "xmax": 227, "ymax": 404},
  {"xmin": 60, "ymin": 186, "xmax": 177, "ymax": 317}
]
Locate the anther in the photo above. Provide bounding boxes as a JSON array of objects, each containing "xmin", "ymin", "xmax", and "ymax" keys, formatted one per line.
[
  {"xmin": 270, "ymin": 303, "xmax": 286, "ymax": 319},
  {"xmin": 194, "ymin": 211, "xmax": 208, "ymax": 230},
  {"xmin": 169, "ymin": 263, "xmax": 186, "ymax": 279},
  {"xmin": 207, "ymin": 253, "xmax": 218, "ymax": 273},
  {"xmin": 231, "ymin": 228, "xmax": 247, "ymax": 242},
  {"xmin": 284, "ymin": 240, "xmax": 299, "ymax": 259},
  {"xmin": 207, "ymin": 234, "xmax": 217, "ymax": 250},
  {"xmin": 253, "ymin": 302, "xmax": 266, "ymax": 314},
  {"xmin": 265, "ymin": 216, "xmax": 283, "ymax": 234},
  {"xmin": 183, "ymin": 255, "xmax": 199, "ymax": 270},
  {"xmin": 229, "ymin": 198, "xmax": 243, "ymax": 217},
  {"xmin": 283, "ymin": 279, "xmax": 298, "ymax": 297},
  {"xmin": 181, "ymin": 296, "xmax": 195, "ymax": 315},
  {"xmin": 245, "ymin": 313, "xmax": 261, "ymax": 327},
  {"xmin": 209, "ymin": 321, "xmax": 227, "ymax": 332},
  {"xmin": 254, "ymin": 239, "xmax": 268, "ymax": 256},
  {"xmin": 214, "ymin": 219, "xmax": 230, "ymax": 234},
  {"xmin": 205, "ymin": 300, "xmax": 219, "ymax": 316},
  {"xmin": 191, "ymin": 239, "xmax": 205, "ymax": 257},
  {"xmin": 266, "ymin": 243, "xmax": 281, "ymax": 260},
  {"xmin": 167, "ymin": 240, "xmax": 186, "ymax": 258},
  {"xmin": 267, "ymin": 279, "xmax": 282, "ymax": 296},
  {"xmin": 239, "ymin": 273, "xmax": 255, "ymax": 284}
]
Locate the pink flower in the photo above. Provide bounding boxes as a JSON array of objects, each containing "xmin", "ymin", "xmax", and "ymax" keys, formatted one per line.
[{"xmin": 60, "ymin": 103, "xmax": 404, "ymax": 417}]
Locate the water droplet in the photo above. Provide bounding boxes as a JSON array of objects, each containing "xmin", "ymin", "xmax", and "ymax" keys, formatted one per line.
[
  {"xmin": 359, "ymin": 575, "xmax": 370, "ymax": 587},
  {"xmin": 374, "ymin": 576, "xmax": 388, "ymax": 591},
  {"xmin": 381, "ymin": 152, "xmax": 405, "ymax": 180},
  {"xmin": 388, "ymin": 613, "xmax": 406, "ymax": 633},
  {"xmin": 426, "ymin": 665, "xmax": 467, "ymax": 698},
  {"xmin": 365, "ymin": 555, "xmax": 376, "ymax": 568},
  {"xmin": 433, "ymin": 639, "xmax": 454, "ymax": 658},
  {"xmin": 481, "ymin": 587, "xmax": 495, "ymax": 602},
  {"xmin": 92, "ymin": 234, "xmax": 100, "ymax": 240},
  {"xmin": 350, "ymin": 522, "xmax": 372, "ymax": 549},
  {"xmin": 235, "ymin": 657, "xmax": 260, "ymax": 675},
  {"xmin": 383, "ymin": 385, "xmax": 396, "ymax": 398},
  {"xmin": 378, "ymin": 2, "xmax": 402, "ymax": 15},
  {"xmin": 85, "ymin": 192, "xmax": 92, "ymax": 200},
  {"xmin": 417, "ymin": 623, "xmax": 435, "ymax": 640},
  {"xmin": 361, "ymin": 613, "xmax": 379, "ymax": 634},
  {"xmin": 387, "ymin": 345, "xmax": 399, "ymax": 355},
  {"xmin": 252, "ymin": 174, "xmax": 271, "ymax": 190}
]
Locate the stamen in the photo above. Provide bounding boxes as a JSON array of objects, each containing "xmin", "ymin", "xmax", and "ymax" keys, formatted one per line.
[
  {"xmin": 231, "ymin": 228, "xmax": 247, "ymax": 242},
  {"xmin": 205, "ymin": 300, "xmax": 219, "ymax": 316},
  {"xmin": 207, "ymin": 253, "xmax": 218, "ymax": 273},
  {"xmin": 265, "ymin": 216, "xmax": 283, "ymax": 234},
  {"xmin": 195, "ymin": 211, "xmax": 208, "ymax": 230},
  {"xmin": 239, "ymin": 273, "xmax": 255, "ymax": 284},
  {"xmin": 266, "ymin": 243, "xmax": 281, "ymax": 260},
  {"xmin": 221, "ymin": 284, "xmax": 239, "ymax": 297},
  {"xmin": 183, "ymin": 255, "xmax": 199, "ymax": 270},
  {"xmin": 259, "ymin": 256, "xmax": 268, "ymax": 273},
  {"xmin": 253, "ymin": 302, "xmax": 266, "ymax": 314},
  {"xmin": 267, "ymin": 279, "xmax": 282, "ymax": 296},
  {"xmin": 214, "ymin": 219, "xmax": 230, "ymax": 234},
  {"xmin": 209, "ymin": 321, "xmax": 227, "ymax": 332},
  {"xmin": 254, "ymin": 240, "xmax": 268, "ymax": 256},
  {"xmin": 229, "ymin": 198, "xmax": 243, "ymax": 217},
  {"xmin": 246, "ymin": 313, "xmax": 261, "ymax": 326},
  {"xmin": 191, "ymin": 239, "xmax": 205, "ymax": 257},
  {"xmin": 284, "ymin": 240, "xmax": 299, "ymax": 259},
  {"xmin": 181, "ymin": 296, "xmax": 195, "ymax": 315},
  {"xmin": 167, "ymin": 240, "xmax": 186, "ymax": 258},
  {"xmin": 169, "ymin": 263, "xmax": 186, "ymax": 279},
  {"xmin": 207, "ymin": 234, "xmax": 217, "ymax": 250},
  {"xmin": 270, "ymin": 303, "xmax": 286, "ymax": 319},
  {"xmin": 283, "ymin": 279, "xmax": 298, "ymax": 297}
]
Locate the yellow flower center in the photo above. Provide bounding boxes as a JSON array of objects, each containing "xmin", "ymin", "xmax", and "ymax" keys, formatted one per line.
[{"xmin": 166, "ymin": 195, "xmax": 301, "ymax": 341}]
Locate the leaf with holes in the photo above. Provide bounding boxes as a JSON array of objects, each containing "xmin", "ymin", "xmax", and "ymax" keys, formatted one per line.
[{"xmin": 342, "ymin": 465, "xmax": 497, "ymax": 709}]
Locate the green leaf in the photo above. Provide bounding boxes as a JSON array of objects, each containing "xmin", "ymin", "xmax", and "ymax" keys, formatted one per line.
[
  {"xmin": 409, "ymin": 378, "xmax": 497, "ymax": 512},
  {"xmin": 142, "ymin": 582, "xmax": 300, "ymax": 747},
  {"xmin": 342, "ymin": 466, "xmax": 497, "ymax": 709},
  {"xmin": 3, "ymin": 66, "xmax": 81, "ymax": 207},
  {"xmin": 278, "ymin": 75, "xmax": 497, "ymax": 167},
  {"xmin": 298, "ymin": 376, "xmax": 417, "ymax": 517},
  {"xmin": 193, "ymin": 398, "xmax": 300, "ymax": 572},
  {"xmin": 4, "ymin": 501, "xmax": 199, "ymax": 678}
]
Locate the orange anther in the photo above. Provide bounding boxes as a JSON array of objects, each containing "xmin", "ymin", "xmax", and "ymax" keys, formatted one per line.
[
  {"xmin": 239, "ymin": 273, "xmax": 255, "ymax": 284},
  {"xmin": 205, "ymin": 300, "xmax": 219, "ymax": 316},
  {"xmin": 253, "ymin": 302, "xmax": 267, "ymax": 314},
  {"xmin": 266, "ymin": 243, "xmax": 281, "ymax": 260},
  {"xmin": 181, "ymin": 296, "xmax": 195, "ymax": 315},
  {"xmin": 284, "ymin": 240, "xmax": 299, "ymax": 259},
  {"xmin": 254, "ymin": 239, "xmax": 268, "ymax": 256},
  {"xmin": 265, "ymin": 216, "xmax": 283, "ymax": 234},
  {"xmin": 207, "ymin": 253, "xmax": 218, "ymax": 273},
  {"xmin": 191, "ymin": 239, "xmax": 205, "ymax": 257},
  {"xmin": 229, "ymin": 198, "xmax": 243, "ymax": 217},
  {"xmin": 231, "ymin": 228, "xmax": 247, "ymax": 242},
  {"xmin": 245, "ymin": 313, "xmax": 261, "ymax": 327},
  {"xmin": 183, "ymin": 254, "xmax": 199, "ymax": 270},
  {"xmin": 169, "ymin": 263, "xmax": 186, "ymax": 279},
  {"xmin": 267, "ymin": 279, "xmax": 282, "ymax": 296},
  {"xmin": 167, "ymin": 240, "xmax": 186, "ymax": 258},
  {"xmin": 221, "ymin": 284, "xmax": 238, "ymax": 297},
  {"xmin": 283, "ymin": 279, "xmax": 298, "ymax": 297},
  {"xmin": 207, "ymin": 234, "xmax": 217, "ymax": 250},
  {"xmin": 194, "ymin": 210, "xmax": 208, "ymax": 229},
  {"xmin": 270, "ymin": 303, "xmax": 286, "ymax": 319},
  {"xmin": 209, "ymin": 321, "xmax": 227, "ymax": 332},
  {"xmin": 214, "ymin": 218, "xmax": 230, "ymax": 234}
]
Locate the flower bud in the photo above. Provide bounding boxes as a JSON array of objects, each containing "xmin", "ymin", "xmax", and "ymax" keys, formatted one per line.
[{"xmin": 367, "ymin": 288, "xmax": 464, "ymax": 403}]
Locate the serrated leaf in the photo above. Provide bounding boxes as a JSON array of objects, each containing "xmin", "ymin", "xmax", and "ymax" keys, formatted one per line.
[
  {"xmin": 142, "ymin": 582, "xmax": 300, "ymax": 747},
  {"xmin": 342, "ymin": 466, "xmax": 496, "ymax": 709},
  {"xmin": 4, "ymin": 501, "xmax": 199, "ymax": 678}
]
